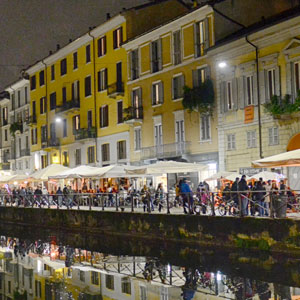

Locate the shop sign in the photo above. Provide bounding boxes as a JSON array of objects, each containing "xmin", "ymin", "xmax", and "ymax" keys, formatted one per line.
[
  {"xmin": 239, "ymin": 167, "xmax": 266, "ymax": 177},
  {"xmin": 245, "ymin": 105, "xmax": 254, "ymax": 123}
]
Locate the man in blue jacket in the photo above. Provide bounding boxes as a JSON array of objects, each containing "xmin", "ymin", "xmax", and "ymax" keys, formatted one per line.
[{"xmin": 181, "ymin": 178, "xmax": 193, "ymax": 214}]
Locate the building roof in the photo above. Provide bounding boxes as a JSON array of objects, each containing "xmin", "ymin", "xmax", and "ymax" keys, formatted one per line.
[{"xmin": 210, "ymin": 5, "xmax": 300, "ymax": 49}]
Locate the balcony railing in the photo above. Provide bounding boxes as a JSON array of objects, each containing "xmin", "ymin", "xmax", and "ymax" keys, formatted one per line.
[
  {"xmin": 42, "ymin": 138, "xmax": 60, "ymax": 149},
  {"xmin": 141, "ymin": 141, "xmax": 191, "ymax": 160},
  {"xmin": 56, "ymin": 99, "xmax": 80, "ymax": 114},
  {"xmin": 124, "ymin": 106, "xmax": 143, "ymax": 124},
  {"xmin": 26, "ymin": 115, "xmax": 37, "ymax": 125},
  {"xmin": 1, "ymin": 163, "xmax": 10, "ymax": 170},
  {"xmin": 20, "ymin": 149, "xmax": 30, "ymax": 157},
  {"xmin": 107, "ymin": 82, "xmax": 124, "ymax": 98},
  {"xmin": 75, "ymin": 128, "xmax": 96, "ymax": 141}
]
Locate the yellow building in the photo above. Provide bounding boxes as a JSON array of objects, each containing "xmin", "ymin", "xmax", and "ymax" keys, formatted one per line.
[
  {"xmin": 209, "ymin": 8, "xmax": 300, "ymax": 188},
  {"xmin": 25, "ymin": 0, "xmax": 189, "ymax": 171},
  {"xmin": 123, "ymin": 4, "xmax": 219, "ymax": 183}
]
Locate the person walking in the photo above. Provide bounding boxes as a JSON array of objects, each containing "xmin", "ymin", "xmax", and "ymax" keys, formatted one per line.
[
  {"xmin": 56, "ymin": 187, "xmax": 63, "ymax": 207},
  {"xmin": 181, "ymin": 178, "xmax": 193, "ymax": 214},
  {"xmin": 238, "ymin": 175, "xmax": 249, "ymax": 216},
  {"xmin": 264, "ymin": 180, "xmax": 272, "ymax": 216},
  {"xmin": 230, "ymin": 177, "xmax": 239, "ymax": 206},
  {"xmin": 156, "ymin": 183, "xmax": 164, "ymax": 212},
  {"xmin": 148, "ymin": 182, "xmax": 155, "ymax": 211},
  {"xmin": 255, "ymin": 180, "xmax": 266, "ymax": 216},
  {"xmin": 141, "ymin": 185, "xmax": 151, "ymax": 213}
]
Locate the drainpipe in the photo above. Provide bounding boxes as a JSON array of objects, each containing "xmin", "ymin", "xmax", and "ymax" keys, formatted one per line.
[
  {"xmin": 245, "ymin": 36, "xmax": 263, "ymax": 159},
  {"xmin": 88, "ymin": 31, "xmax": 99, "ymax": 164},
  {"xmin": 41, "ymin": 60, "xmax": 51, "ymax": 165}
]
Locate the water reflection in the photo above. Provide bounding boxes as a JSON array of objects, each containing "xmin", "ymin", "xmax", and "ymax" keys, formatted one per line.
[{"xmin": 0, "ymin": 236, "xmax": 297, "ymax": 300}]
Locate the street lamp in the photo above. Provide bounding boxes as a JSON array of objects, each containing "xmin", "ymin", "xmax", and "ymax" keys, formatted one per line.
[
  {"xmin": 55, "ymin": 117, "xmax": 62, "ymax": 123},
  {"xmin": 218, "ymin": 61, "xmax": 227, "ymax": 68}
]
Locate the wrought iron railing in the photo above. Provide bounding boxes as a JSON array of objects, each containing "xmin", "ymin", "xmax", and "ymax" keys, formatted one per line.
[
  {"xmin": 124, "ymin": 106, "xmax": 143, "ymax": 122},
  {"xmin": 56, "ymin": 99, "xmax": 80, "ymax": 114},
  {"xmin": 107, "ymin": 82, "xmax": 124, "ymax": 97},
  {"xmin": 75, "ymin": 128, "xmax": 96, "ymax": 141}
]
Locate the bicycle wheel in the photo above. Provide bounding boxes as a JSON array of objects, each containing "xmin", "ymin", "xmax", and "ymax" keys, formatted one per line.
[{"xmin": 218, "ymin": 204, "xmax": 226, "ymax": 216}]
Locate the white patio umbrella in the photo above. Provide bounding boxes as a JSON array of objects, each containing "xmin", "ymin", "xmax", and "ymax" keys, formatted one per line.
[
  {"xmin": 125, "ymin": 161, "xmax": 207, "ymax": 175},
  {"xmin": 97, "ymin": 164, "xmax": 140, "ymax": 178},
  {"xmin": 252, "ymin": 149, "xmax": 300, "ymax": 168},
  {"xmin": 50, "ymin": 165, "xmax": 105, "ymax": 179},
  {"xmin": 0, "ymin": 175, "xmax": 17, "ymax": 183},
  {"xmin": 204, "ymin": 171, "xmax": 236, "ymax": 181},
  {"xmin": 224, "ymin": 173, "xmax": 249, "ymax": 182},
  {"xmin": 31, "ymin": 164, "xmax": 70, "ymax": 181},
  {"xmin": 250, "ymin": 171, "xmax": 285, "ymax": 181}
]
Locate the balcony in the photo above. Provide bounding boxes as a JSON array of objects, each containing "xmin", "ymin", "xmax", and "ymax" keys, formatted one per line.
[
  {"xmin": 26, "ymin": 115, "xmax": 37, "ymax": 125},
  {"xmin": 107, "ymin": 82, "xmax": 124, "ymax": 98},
  {"xmin": 1, "ymin": 163, "xmax": 10, "ymax": 170},
  {"xmin": 141, "ymin": 141, "xmax": 191, "ymax": 160},
  {"xmin": 124, "ymin": 107, "xmax": 143, "ymax": 124},
  {"xmin": 56, "ymin": 99, "xmax": 80, "ymax": 115},
  {"xmin": 10, "ymin": 122, "xmax": 23, "ymax": 136},
  {"xmin": 75, "ymin": 128, "xmax": 96, "ymax": 142},
  {"xmin": 42, "ymin": 138, "xmax": 60, "ymax": 149},
  {"xmin": 20, "ymin": 149, "xmax": 30, "ymax": 157},
  {"xmin": 2, "ymin": 119, "xmax": 8, "ymax": 126}
]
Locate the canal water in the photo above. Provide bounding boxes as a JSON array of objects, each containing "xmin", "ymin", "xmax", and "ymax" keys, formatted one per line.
[{"xmin": 0, "ymin": 224, "xmax": 299, "ymax": 300}]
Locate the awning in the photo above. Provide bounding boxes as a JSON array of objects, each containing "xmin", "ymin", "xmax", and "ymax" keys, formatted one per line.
[
  {"xmin": 31, "ymin": 164, "xmax": 70, "ymax": 181},
  {"xmin": 252, "ymin": 149, "xmax": 300, "ymax": 168},
  {"xmin": 125, "ymin": 161, "xmax": 207, "ymax": 175}
]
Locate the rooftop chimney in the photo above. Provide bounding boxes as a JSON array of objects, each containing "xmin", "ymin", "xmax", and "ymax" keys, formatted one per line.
[
  {"xmin": 49, "ymin": 50, "xmax": 52, "ymax": 55},
  {"xmin": 56, "ymin": 44, "xmax": 60, "ymax": 50},
  {"xmin": 69, "ymin": 38, "xmax": 72, "ymax": 43},
  {"xmin": 106, "ymin": 13, "xmax": 111, "ymax": 20}
]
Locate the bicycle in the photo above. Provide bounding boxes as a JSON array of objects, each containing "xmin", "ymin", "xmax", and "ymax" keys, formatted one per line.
[{"xmin": 217, "ymin": 199, "xmax": 240, "ymax": 216}]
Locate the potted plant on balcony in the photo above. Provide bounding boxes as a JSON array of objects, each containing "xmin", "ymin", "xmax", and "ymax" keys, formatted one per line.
[
  {"xmin": 10, "ymin": 122, "xmax": 23, "ymax": 137},
  {"xmin": 182, "ymin": 78, "xmax": 214, "ymax": 114},
  {"xmin": 264, "ymin": 92, "xmax": 300, "ymax": 120}
]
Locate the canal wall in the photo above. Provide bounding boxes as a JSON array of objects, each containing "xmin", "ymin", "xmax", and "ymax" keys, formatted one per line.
[{"xmin": 1, "ymin": 207, "xmax": 300, "ymax": 255}]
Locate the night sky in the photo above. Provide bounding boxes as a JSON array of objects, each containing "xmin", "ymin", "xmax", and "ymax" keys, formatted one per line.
[{"xmin": 0, "ymin": 0, "xmax": 150, "ymax": 90}]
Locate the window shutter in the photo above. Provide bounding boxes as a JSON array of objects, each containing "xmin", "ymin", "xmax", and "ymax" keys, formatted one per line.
[
  {"xmin": 286, "ymin": 62, "xmax": 296, "ymax": 101},
  {"xmin": 253, "ymin": 72, "xmax": 258, "ymax": 106},
  {"xmin": 220, "ymin": 81, "xmax": 227, "ymax": 113},
  {"xmin": 158, "ymin": 38, "xmax": 162, "ymax": 70},
  {"xmin": 105, "ymin": 106, "xmax": 109, "ymax": 127},
  {"xmin": 151, "ymin": 84, "xmax": 154, "ymax": 105},
  {"xmin": 129, "ymin": 52, "xmax": 133, "ymax": 80},
  {"xmin": 159, "ymin": 82, "xmax": 164, "ymax": 104},
  {"xmin": 131, "ymin": 90, "xmax": 134, "ymax": 107},
  {"xmin": 180, "ymin": 75, "xmax": 185, "ymax": 98},
  {"xmin": 150, "ymin": 42, "xmax": 153, "ymax": 73},
  {"xmin": 259, "ymin": 70, "xmax": 266, "ymax": 104},
  {"xmin": 239, "ymin": 76, "xmax": 245, "ymax": 109},
  {"xmin": 193, "ymin": 23, "xmax": 199, "ymax": 57},
  {"xmin": 275, "ymin": 66, "xmax": 281, "ymax": 96},
  {"xmin": 137, "ymin": 88, "xmax": 142, "ymax": 107},
  {"xmin": 204, "ymin": 18, "xmax": 210, "ymax": 50},
  {"xmin": 232, "ymin": 78, "xmax": 238, "ymax": 110},
  {"xmin": 105, "ymin": 69, "xmax": 108, "ymax": 89},
  {"xmin": 192, "ymin": 69, "xmax": 199, "ymax": 88}
]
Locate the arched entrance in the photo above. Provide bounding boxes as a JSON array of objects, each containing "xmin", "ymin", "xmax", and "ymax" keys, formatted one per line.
[{"xmin": 287, "ymin": 133, "xmax": 300, "ymax": 190}]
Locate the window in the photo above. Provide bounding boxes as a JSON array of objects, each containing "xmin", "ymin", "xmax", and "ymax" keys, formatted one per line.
[
  {"xmin": 41, "ymin": 155, "xmax": 48, "ymax": 169},
  {"xmin": 40, "ymin": 97, "xmax": 47, "ymax": 114},
  {"xmin": 85, "ymin": 76, "xmax": 91, "ymax": 97},
  {"xmin": 41, "ymin": 125, "xmax": 48, "ymax": 143},
  {"xmin": 86, "ymin": 44, "xmax": 91, "ymax": 63},
  {"xmin": 152, "ymin": 81, "xmax": 163, "ymax": 105},
  {"xmin": 106, "ymin": 274, "xmax": 114, "ymax": 290},
  {"xmin": 63, "ymin": 119, "xmax": 67, "ymax": 137},
  {"xmin": 31, "ymin": 128, "xmax": 37, "ymax": 145},
  {"xmin": 50, "ymin": 92, "xmax": 56, "ymax": 110},
  {"xmin": 154, "ymin": 124, "xmax": 163, "ymax": 147},
  {"xmin": 87, "ymin": 146, "xmax": 95, "ymax": 164},
  {"xmin": 2, "ymin": 107, "xmax": 8, "ymax": 125},
  {"xmin": 200, "ymin": 115, "xmax": 210, "ymax": 141},
  {"xmin": 193, "ymin": 67, "xmax": 206, "ymax": 88},
  {"xmin": 151, "ymin": 39, "xmax": 162, "ymax": 73},
  {"xmin": 4, "ymin": 129, "xmax": 7, "ymax": 142},
  {"xmin": 134, "ymin": 127, "xmax": 141, "ymax": 151},
  {"xmin": 101, "ymin": 144, "xmax": 110, "ymax": 162},
  {"xmin": 227, "ymin": 134, "xmax": 236, "ymax": 150},
  {"xmin": 62, "ymin": 151, "xmax": 68, "ymax": 166},
  {"xmin": 26, "ymin": 136, "xmax": 29, "ymax": 149},
  {"xmin": 117, "ymin": 140, "xmax": 126, "ymax": 160},
  {"xmin": 121, "ymin": 277, "xmax": 131, "ymax": 295},
  {"xmin": 87, "ymin": 110, "xmax": 93, "ymax": 129},
  {"xmin": 11, "ymin": 93, "xmax": 15, "ymax": 110},
  {"xmin": 97, "ymin": 69, "xmax": 108, "ymax": 91},
  {"xmin": 25, "ymin": 86, "xmax": 28, "ymax": 104},
  {"xmin": 295, "ymin": 62, "xmax": 300, "ymax": 93},
  {"xmin": 60, "ymin": 58, "xmax": 67, "ymax": 76},
  {"xmin": 246, "ymin": 131, "xmax": 256, "ymax": 148},
  {"xmin": 18, "ymin": 90, "xmax": 21, "ymax": 107},
  {"xmin": 269, "ymin": 127, "xmax": 279, "ymax": 145},
  {"xmin": 73, "ymin": 115, "xmax": 80, "ymax": 134},
  {"xmin": 39, "ymin": 70, "xmax": 45, "ymax": 86},
  {"xmin": 80, "ymin": 271, "xmax": 85, "ymax": 282},
  {"xmin": 30, "ymin": 75, "xmax": 36, "ymax": 90},
  {"xmin": 100, "ymin": 105, "xmax": 109, "ymax": 128},
  {"xmin": 117, "ymin": 101, "xmax": 123, "ymax": 124},
  {"xmin": 73, "ymin": 52, "xmax": 78, "ymax": 70},
  {"xmin": 160, "ymin": 286, "xmax": 168, "ymax": 300},
  {"xmin": 246, "ymin": 75, "xmax": 254, "ymax": 106},
  {"xmin": 72, "ymin": 80, "xmax": 80, "ymax": 100},
  {"xmin": 267, "ymin": 68, "xmax": 275, "ymax": 99},
  {"xmin": 75, "ymin": 149, "xmax": 81, "ymax": 165},
  {"xmin": 175, "ymin": 120, "xmax": 185, "ymax": 145},
  {"xmin": 113, "ymin": 27, "xmax": 123, "ymax": 49},
  {"xmin": 51, "ymin": 65, "xmax": 55, "ymax": 81},
  {"xmin": 98, "ymin": 36, "xmax": 106, "ymax": 57},
  {"xmin": 194, "ymin": 20, "xmax": 205, "ymax": 57},
  {"xmin": 140, "ymin": 286, "xmax": 147, "ymax": 300},
  {"xmin": 130, "ymin": 49, "xmax": 139, "ymax": 80},
  {"xmin": 172, "ymin": 75, "xmax": 184, "ymax": 100},
  {"xmin": 173, "ymin": 30, "xmax": 181, "ymax": 65},
  {"xmin": 62, "ymin": 87, "xmax": 67, "ymax": 103},
  {"xmin": 226, "ymin": 81, "xmax": 233, "ymax": 110}
]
